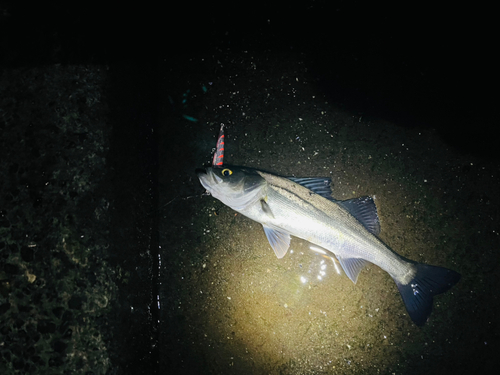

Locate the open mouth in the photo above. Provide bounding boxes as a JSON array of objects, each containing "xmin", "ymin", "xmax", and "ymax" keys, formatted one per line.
[
  {"xmin": 196, "ymin": 168, "xmax": 221, "ymax": 192},
  {"xmin": 195, "ymin": 168, "xmax": 207, "ymax": 177}
]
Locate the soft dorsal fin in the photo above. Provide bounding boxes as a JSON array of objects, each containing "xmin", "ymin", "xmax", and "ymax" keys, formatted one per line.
[{"xmin": 338, "ymin": 196, "xmax": 380, "ymax": 235}]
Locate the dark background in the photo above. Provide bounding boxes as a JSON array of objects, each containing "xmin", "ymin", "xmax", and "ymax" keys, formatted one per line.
[{"xmin": 2, "ymin": 2, "xmax": 495, "ymax": 157}]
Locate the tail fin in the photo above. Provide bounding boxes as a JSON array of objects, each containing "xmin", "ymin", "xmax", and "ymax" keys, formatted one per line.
[{"xmin": 395, "ymin": 264, "xmax": 461, "ymax": 326}]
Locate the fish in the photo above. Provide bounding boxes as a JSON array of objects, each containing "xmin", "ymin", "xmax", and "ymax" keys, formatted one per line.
[{"xmin": 197, "ymin": 165, "xmax": 461, "ymax": 326}]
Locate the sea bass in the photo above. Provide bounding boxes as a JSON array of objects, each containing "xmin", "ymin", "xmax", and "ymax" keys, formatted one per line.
[{"xmin": 197, "ymin": 165, "xmax": 460, "ymax": 325}]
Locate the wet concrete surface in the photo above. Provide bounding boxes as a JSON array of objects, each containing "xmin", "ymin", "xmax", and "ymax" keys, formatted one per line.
[{"xmin": 1, "ymin": 3, "xmax": 498, "ymax": 374}]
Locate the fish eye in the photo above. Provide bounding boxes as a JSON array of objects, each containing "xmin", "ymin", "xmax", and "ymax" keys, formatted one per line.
[{"xmin": 221, "ymin": 168, "xmax": 232, "ymax": 176}]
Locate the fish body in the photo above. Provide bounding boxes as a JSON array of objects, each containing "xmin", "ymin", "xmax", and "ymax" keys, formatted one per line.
[{"xmin": 197, "ymin": 165, "xmax": 460, "ymax": 325}]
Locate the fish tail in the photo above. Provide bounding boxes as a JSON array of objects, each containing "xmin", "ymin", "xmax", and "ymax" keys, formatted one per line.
[{"xmin": 395, "ymin": 264, "xmax": 460, "ymax": 326}]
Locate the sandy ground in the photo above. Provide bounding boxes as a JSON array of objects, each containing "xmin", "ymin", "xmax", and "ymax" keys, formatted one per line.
[{"xmin": 159, "ymin": 52, "xmax": 499, "ymax": 374}]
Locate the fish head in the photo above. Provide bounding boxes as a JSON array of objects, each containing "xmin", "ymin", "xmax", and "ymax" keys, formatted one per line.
[{"xmin": 197, "ymin": 166, "xmax": 267, "ymax": 211}]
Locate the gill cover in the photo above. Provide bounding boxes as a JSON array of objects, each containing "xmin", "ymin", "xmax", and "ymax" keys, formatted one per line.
[{"xmin": 198, "ymin": 166, "xmax": 267, "ymax": 211}]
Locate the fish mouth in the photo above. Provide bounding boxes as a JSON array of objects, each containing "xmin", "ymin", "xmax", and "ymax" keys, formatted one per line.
[
  {"xmin": 195, "ymin": 168, "xmax": 207, "ymax": 177},
  {"xmin": 196, "ymin": 168, "xmax": 221, "ymax": 192}
]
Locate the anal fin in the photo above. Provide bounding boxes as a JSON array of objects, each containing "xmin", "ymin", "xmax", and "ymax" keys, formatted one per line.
[{"xmin": 337, "ymin": 256, "xmax": 369, "ymax": 284}]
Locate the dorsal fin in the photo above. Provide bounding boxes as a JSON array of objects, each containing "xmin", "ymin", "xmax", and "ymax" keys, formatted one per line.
[
  {"xmin": 338, "ymin": 196, "xmax": 380, "ymax": 235},
  {"xmin": 288, "ymin": 177, "xmax": 333, "ymax": 199}
]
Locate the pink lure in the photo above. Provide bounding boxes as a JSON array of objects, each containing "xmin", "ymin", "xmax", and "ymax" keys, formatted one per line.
[{"xmin": 212, "ymin": 124, "xmax": 225, "ymax": 167}]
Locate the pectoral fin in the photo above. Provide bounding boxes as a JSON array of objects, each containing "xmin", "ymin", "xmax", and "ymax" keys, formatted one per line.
[
  {"xmin": 260, "ymin": 199, "xmax": 275, "ymax": 219},
  {"xmin": 262, "ymin": 225, "xmax": 291, "ymax": 259}
]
